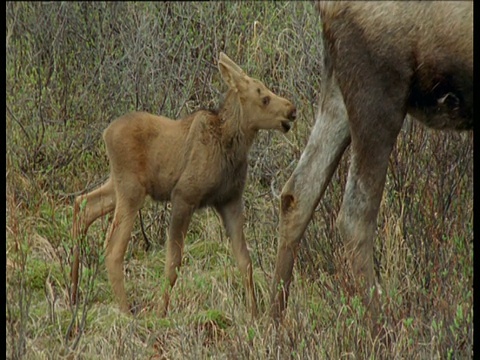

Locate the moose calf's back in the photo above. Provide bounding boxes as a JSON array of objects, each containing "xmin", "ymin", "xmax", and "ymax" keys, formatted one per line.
[
  {"xmin": 103, "ymin": 109, "xmax": 251, "ymax": 206},
  {"xmin": 103, "ymin": 111, "xmax": 196, "ymax": 202}
]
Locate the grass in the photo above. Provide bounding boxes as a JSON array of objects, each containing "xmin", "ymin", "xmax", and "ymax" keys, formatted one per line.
[{"xmin": 6, "ymin": 2, "xmax": 473, "ymax": 359}]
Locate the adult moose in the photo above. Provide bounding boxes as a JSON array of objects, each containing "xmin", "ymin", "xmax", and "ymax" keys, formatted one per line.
[
  {"xmin": 270, "ymin": 1, "xmax": 472, "ymax": 323},
  {"xmin": 71, "ymin": 52, "xmax": 296, "ymax": 317}
]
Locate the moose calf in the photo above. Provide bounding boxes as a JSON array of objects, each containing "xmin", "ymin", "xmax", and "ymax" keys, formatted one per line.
[{"xmin": 71, "ymin": 52, "xmax": 296, "ymax": 317}]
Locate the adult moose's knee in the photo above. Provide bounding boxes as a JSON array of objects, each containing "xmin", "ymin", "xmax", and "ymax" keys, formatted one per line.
[
  {"xmin": 280, "ymin": 175, "xmax": 299, "ymax": 214},
  {"xmin": 280, "ymin": 174, "xmax": 317, "ymax": 226},
  {"xmin": 279, "ymin": 185, "xmax": 311, "ymax": 245},
  {"xmin": 281, "ymin": 192, "xmax": 296, "ymax": 215}
]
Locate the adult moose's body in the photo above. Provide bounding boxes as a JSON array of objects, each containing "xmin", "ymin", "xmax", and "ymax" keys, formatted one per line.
[{"xmin": 270, "ymin": 1, "xmax": 472, "ymax": 322}]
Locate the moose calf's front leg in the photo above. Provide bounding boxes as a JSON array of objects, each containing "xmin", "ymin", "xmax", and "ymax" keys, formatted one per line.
[
  {"xmin": 161, "ymin": 196, "xmax": 194, "ymax": 316},
  {"xmin": 216, "ymin": 199, "xmax": 257, "ymax": 318}
]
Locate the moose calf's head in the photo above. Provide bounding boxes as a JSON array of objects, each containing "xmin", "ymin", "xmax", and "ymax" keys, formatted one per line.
[{"xmin": 218, "ymin": 52, "xmax": 296, "ymax": 133}]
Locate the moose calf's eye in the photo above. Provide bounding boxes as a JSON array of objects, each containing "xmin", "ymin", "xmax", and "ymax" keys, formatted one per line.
[{"xmin": 262, "ymin": 96, "xmax": 270, "ymax": 106}]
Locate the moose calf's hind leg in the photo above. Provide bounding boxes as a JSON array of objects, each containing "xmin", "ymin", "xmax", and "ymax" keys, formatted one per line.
[
  {"xmin": 71, "ymin": 179, "xmax": 116, "ymax": 305},
  {"xmin": 105, "ymin": 191, "xmax": 145, "ymax": 313}
]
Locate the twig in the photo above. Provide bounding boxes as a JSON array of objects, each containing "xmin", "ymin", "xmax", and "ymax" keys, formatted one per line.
[{"xmin": 138, "ymin": 209, "xmax": 151, "ymax": 251}]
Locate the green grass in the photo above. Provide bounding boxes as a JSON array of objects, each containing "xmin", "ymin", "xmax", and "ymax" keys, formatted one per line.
[{"xmin": 6, "ymin": 2, "xmax": 472, "ymax": 359}]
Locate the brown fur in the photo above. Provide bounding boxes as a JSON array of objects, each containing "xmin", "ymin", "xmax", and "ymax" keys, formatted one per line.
[
  {"xmin": 270, "ymin": 1, "xmax": 472, "ymax": 325},
  {"xmin": 71, "ymin": 52, "xmax": 296, "ymax": 316}
]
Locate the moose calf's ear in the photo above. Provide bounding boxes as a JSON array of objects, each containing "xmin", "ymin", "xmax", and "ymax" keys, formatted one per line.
[
  {"xmin": 219, "ymin": 61, "xmax": 245, "ymax": 93},
  {"xmin": 219, "ymin": 52, "xmax": 245, "ymax": 75}
]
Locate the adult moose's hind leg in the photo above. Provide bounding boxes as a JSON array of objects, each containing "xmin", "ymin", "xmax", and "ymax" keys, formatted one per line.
[
  {"xmin": 337, "ymin": 137, "xmax": 398, "ymax": 327},
  {"xmin": 71, "ymin": 178, "xmax": 116, "ymax": 306},
  {"xmin": 337, "ymin": 103, "xmax": 405, "ymax": 326},
  {"xmin": 270, "ymin": 75, "xmax": 350, "ymax": 322},
  {"xmin": 327, "ymin": 14, "xmax": 411, "ymax": 324},
  {"xmin": 161, "ymin": 194, "xmax": 194, "ymax": 316},
  {"xmin": 216, "ymin": 197, "xmax": 257, "ymax": 318}
]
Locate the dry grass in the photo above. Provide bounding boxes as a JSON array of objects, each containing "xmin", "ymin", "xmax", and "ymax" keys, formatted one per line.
[{"xmin": 6, "ymin": 2, "xmax": 472, "ymax": 359}]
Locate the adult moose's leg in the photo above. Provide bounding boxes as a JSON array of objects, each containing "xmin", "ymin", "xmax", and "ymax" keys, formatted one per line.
[
  {"xmin": 104, "ymin": 179, "xmax": 145, "ymax": 313},
  {"xmin": 318, "ymin": 6, "xmax": 411, "ymax": 330},
  {"xmin": 336, "ymin": 78, "xmax": 407, "ymax": 326},
  {"xmin": 161, "ymin": 193, "xmax": 195, "ymax": 316},
  {"xmin": 71, "ymin": 178, "xmax": 116, "ymax": 306},
  {"xmin": 216, "ymin": 197, "xmax": 258, "ymax": 318},
  {"xmin": 336, "ymin": 120, "xmax": 403, "ymax": 322},
  {"xmin": 270, "ymin": 75, "xmax": 351, "ymax": 321}
]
